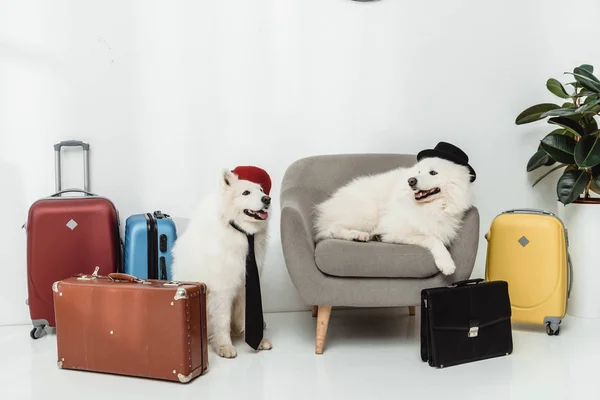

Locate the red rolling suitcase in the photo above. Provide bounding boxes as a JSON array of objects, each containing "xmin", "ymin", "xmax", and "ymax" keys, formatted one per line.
[{"xmin": 26, "ymin": 140, "xmax": 121, "ymax": 339}]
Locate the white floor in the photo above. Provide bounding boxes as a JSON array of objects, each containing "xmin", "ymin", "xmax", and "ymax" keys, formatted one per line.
[{"xmin": 1, "ymin": 307, "xmax": 598, "ymax": 400}]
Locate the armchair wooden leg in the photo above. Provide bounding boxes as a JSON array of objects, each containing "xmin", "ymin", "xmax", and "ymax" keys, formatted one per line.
[
  {"xmin": 312, "ymin": 306, "xmax": 318, "ymax": 317},
  {"xmin": 315, "ymin": 306, "xmax": 332, "ymax": 355},
  {"xmin": 408, "ymin": 306, "xmax": 416, "ymax": 316}
]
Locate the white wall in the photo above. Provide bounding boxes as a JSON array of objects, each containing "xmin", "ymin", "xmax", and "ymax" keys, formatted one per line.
[{"xmin": 2, "ymin": 0, "xmax": 599, "ymax": 326}]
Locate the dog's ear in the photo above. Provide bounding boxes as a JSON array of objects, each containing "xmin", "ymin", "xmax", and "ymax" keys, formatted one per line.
[{"xmin": 222, "ymin": 169, "xmax": 237, "ymax": 188}]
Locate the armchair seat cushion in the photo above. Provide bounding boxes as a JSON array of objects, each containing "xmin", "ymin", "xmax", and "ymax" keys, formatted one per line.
[{"xmin": 314, "ymin": 239, "xmax": 440, "ymax": 278}]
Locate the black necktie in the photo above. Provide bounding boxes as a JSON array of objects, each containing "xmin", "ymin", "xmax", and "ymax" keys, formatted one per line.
[{"xmin": 230, "ymin": 221, "xmax": 264, "ymax": 350}]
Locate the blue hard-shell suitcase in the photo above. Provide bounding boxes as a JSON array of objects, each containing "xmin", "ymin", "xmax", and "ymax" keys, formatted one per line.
[{"xmin": 123, "ymin": 210, "xmax": 177, "ymax": 280}]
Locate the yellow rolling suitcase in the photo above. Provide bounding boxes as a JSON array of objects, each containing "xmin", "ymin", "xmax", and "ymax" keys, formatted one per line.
[{"xmin": 484, "ymin": 209, "xmax": 572, "ymax": 336}]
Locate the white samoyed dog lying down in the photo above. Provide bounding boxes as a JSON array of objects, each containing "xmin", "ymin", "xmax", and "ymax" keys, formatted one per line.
[
  {"xmin": 171, "ymin": 167, "xmax": 273, "ymax": 358},
  {"xmin": 314, "ymin": 143, "xmax": 476, "ymax": 276}
]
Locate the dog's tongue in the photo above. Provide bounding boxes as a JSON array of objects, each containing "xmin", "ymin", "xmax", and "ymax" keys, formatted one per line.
[{"xmin": 256, "ymin": 210, "xmax": 268, "ymax": 219}]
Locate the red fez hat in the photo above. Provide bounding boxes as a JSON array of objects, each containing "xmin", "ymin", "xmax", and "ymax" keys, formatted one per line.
[{"xmin": 231, "ymin": 166, "xmax": 272, "ymax": 195}]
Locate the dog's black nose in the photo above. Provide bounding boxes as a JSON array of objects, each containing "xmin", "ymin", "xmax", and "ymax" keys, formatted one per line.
[
  {"xmin": 408, "ymin": 177, "xmax": 417, "ymax": 187},
  {"xmin": 262, "ymin": 195, "xmax": 271, "ymax": 205}
]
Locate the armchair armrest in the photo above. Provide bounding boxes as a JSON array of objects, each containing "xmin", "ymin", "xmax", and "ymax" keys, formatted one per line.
[
  {"xmin": 448, "ymin": 206, "xmax": 480, "ymax": 282},
  {"xmin": 280, "ymin": 188, "xmax": 316, "ymax": 249},
  {"xmin": 280, "ymin": 188, "xmax": 325, "ymax": 305}
]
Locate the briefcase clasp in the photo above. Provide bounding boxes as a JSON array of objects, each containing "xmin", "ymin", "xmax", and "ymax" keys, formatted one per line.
[{"xmin": 468, "ymin": 326, "xmax": 479, "ymax": 338}]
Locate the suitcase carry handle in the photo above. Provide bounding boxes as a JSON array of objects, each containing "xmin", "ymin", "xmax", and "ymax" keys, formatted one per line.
[
  {"xmin": 153, "ymin": 210, "xmax": 171, "ymax": 219},
  {"xmin": 108, "ymin": 273, "xmax": 150, "ymax": 284},
  {"xmin": 450, "ymin": 278, "xmax": 484, "ymax": 287},
  {"xmin": 54, "ymin": 140, "xmax": 90, "ymax": 194},
  {"xmin": 502, "ymin": 208, "xmax": 555, "ymax": 217},
  {"xmin": 50, "ymin": 189, "xmax": 96, "ymax": 197},
  {"xmin": 568, "ymin": 253, "xmax": 573, "ymax": 298}
]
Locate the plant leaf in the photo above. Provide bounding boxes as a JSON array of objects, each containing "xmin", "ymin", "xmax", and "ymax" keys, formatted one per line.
[
  {"xmin": 575, "ymin": 134, "xmax": 600, "ymax": 168},
  {"xmin": 537, "ymin": 142, "xmax": 557, "ymax": 165},
  {"xmin": 541, "ymin": 107, "xmax": 583, "ymax": 118},
  {"xmin": 570, "ymin": 67, "xmax": 600, "ymax": 93},
  {"xmin": 541, "ymin": 99, "xmax": 600, "ymax": 118},
  {"xmin": 562, "ymin": 102, "xmax": 576, "ymax": 108},
  {"xmin": 548, "ymin": 128, "xmax": 568, "ymax": 135},
  {"xmin": 573, "ymin": 66, "xmax": 600, "ymax": 82},
  {"xmin": 573, "ymin": 91, "xmax": 597, "ymax": 98},
  {"xmin": 546, "ymin": 78, "xmax": 571, "ymax": 99},
  {"xmin": 557, "ymin": 169, "xmax": 591, "ymax": 204},
  {"xmin": 540, "ymin": 133, "xmax": 577, "ymax": 164},
  {"xmin": 516, "ymin": 103, "xmax": 560, "ymax": 124},
  {"xmin": 578, "ymin": 98, "xmax": 600, "ymax": 113},
  {"xmin": 527, "ymin": 150, "xmax": 551, "ymax": 172},
  {"xmin": 532, "ymin": 164, "xmax": 566, "ymax": 187},
  {"xmin": 548, "ymin": 117, "xmax": 584, "ymax": 136},
  {"xmin": 581, "ymin": 116, "xmax": 598, "ymax": 134}
]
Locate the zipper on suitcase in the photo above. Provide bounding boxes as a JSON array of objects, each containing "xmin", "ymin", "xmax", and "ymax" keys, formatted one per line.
[{"xmin": 145, "ymin": 213, "xmax": 159, "ymax": 280}]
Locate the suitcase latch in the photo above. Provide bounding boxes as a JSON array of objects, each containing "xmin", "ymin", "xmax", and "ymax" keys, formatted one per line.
[
  {"xmin": 77, "ymin": 266, "xmax": 100, "ymax": 281},
  {"xmin": 468, "ymin": 320, "xmax": 479, "ymax": 338}
]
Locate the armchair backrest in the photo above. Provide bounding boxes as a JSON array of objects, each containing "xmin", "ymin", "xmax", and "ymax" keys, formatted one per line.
[{"xmin": 281, "ymin": 153, "xmax": 417, "ymax": 203}]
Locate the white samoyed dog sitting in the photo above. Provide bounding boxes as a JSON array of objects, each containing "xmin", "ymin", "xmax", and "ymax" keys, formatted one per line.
[
  {"xmin": 314, "ymin": 143, "xmax": 476, "ymax": 276},
  {"xmin": 171, "ymin": 167, "xmax": 273, "ymax": 358}
]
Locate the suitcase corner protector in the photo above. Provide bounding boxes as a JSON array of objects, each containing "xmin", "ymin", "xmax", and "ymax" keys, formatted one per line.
[
  {"xmin": 57, "ymin": 360, "xmax": 63, "ymax": 369},
  {"xmin": 52, "ymin": 281, "xmax": 60, "ymax": 293},
  {"xmin": 174, "ymin": 287, "xmax": 189, "ymax": 301},
  {"xmin": 177, "ymin": 372, "xmax": 193, "ymax": 383}
]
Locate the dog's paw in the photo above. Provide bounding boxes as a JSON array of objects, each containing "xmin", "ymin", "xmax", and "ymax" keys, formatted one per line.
[
  {"xmin": 349, "ymin": 230, "xmax": 370, "ymax": 242},
  {"xmin": 436, "ymin": 259, "xmax": 456, "ymax": 276},
  {"xmin": 376, "ymin": 233, "xmax": 401, "ymax": 244},
  {"xmin": 258, "ymin": 338, "xmax": 272, "ymax": 351},
  {"xmin": 217, "ymin": 344, "xmax": 238, "ymax": 358}
]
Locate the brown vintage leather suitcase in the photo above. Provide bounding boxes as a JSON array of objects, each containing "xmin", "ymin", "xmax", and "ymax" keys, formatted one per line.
[{"xmin": 52, "ymin": 270, "xmax": 208, "ymax": 383}]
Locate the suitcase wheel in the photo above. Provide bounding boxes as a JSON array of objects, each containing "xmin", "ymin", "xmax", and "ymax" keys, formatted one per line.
[
  {"xmin": 545, "ymin": 322, "xmax": 560, "ymax": 336},
  {"xmin": 30, "ymin": 326, "xmax": 46, "ymax": 340}
]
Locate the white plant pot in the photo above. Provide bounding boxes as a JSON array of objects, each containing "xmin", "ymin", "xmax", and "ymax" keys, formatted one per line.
[{"xmin": 558, "ymin": 200, "xmax": 600, "ymax": 319}]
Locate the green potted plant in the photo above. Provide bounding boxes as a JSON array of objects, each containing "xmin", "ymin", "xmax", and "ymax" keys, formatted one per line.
[{"xmin": 516, "ymin": 63, "xmax": 600, "ymax": 318}]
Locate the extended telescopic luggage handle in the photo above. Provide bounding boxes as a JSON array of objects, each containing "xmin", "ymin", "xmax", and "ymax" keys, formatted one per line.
[{"xmin": 53, "ymin": 140, "xmax": 90, "ymax": 195}]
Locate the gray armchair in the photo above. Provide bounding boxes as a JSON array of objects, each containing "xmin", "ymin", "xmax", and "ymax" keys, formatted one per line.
[{"xmin": 279, "ymin": 154, "xmax": 480, "ymax": 354}]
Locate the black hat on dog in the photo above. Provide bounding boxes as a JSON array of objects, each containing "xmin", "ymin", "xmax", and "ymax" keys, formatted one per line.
[{"xmin": 417, "ymin": 142, "xmax": 476, "ymax": 182}]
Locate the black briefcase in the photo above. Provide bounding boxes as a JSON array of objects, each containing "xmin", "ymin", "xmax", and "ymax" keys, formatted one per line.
[{"xmin": 420, "ymin": 278, "xmax": 513, "ymax": 368}]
